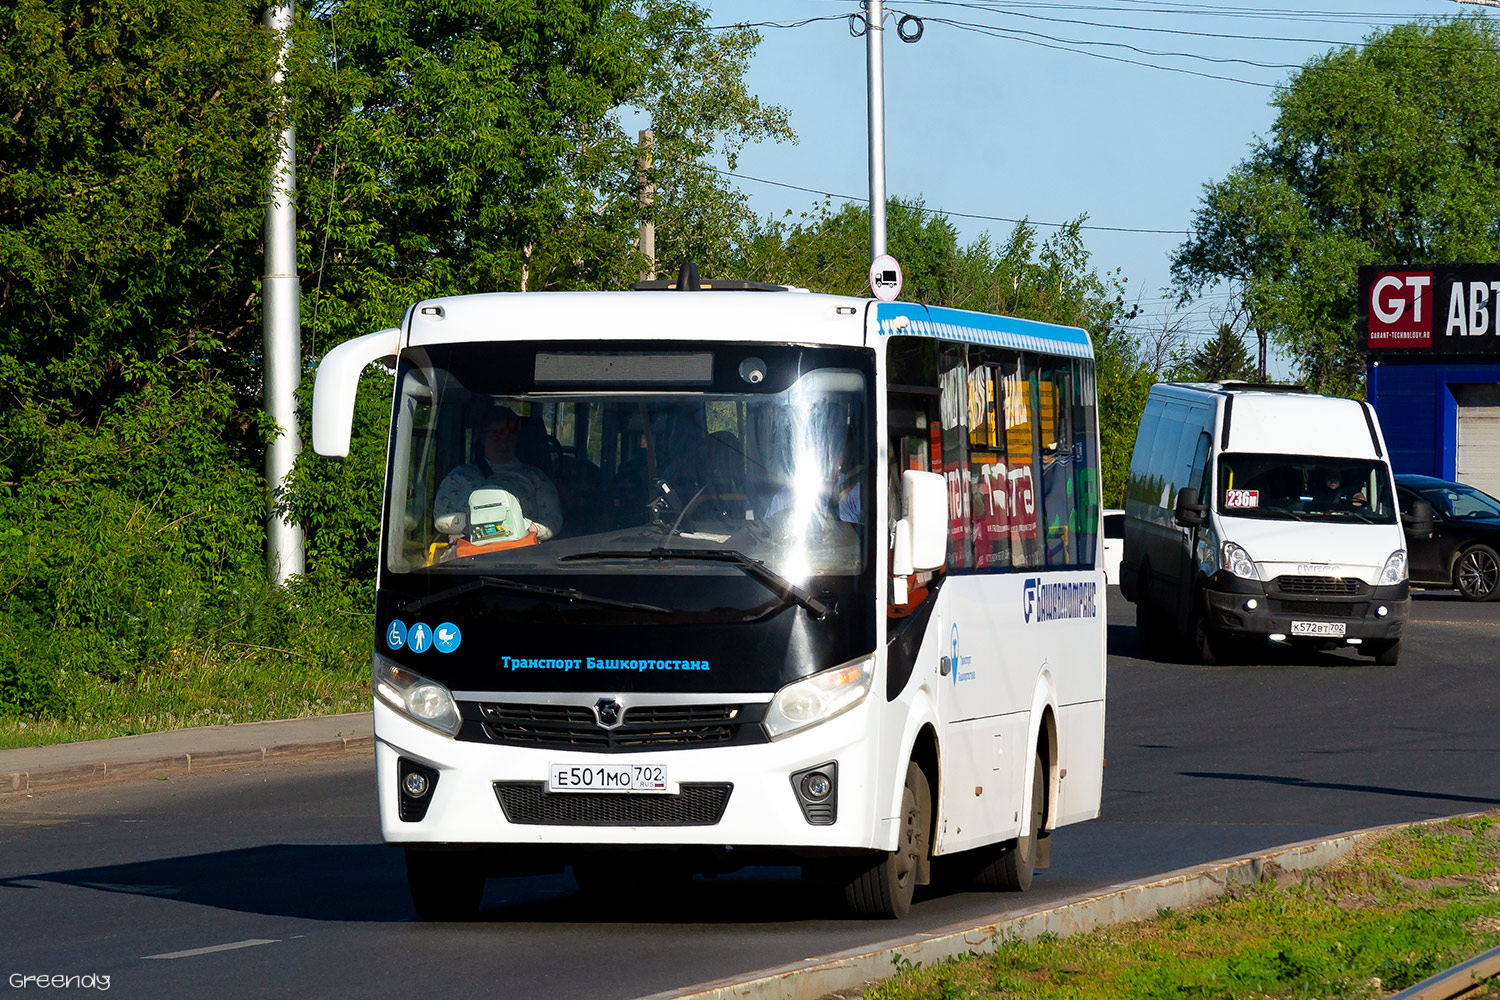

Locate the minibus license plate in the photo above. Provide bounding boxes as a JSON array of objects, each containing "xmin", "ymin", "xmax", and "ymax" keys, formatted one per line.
[
  {"xmin": 548, "ymin": 763, "xmax": 670, "ymax": 794},
  {"xmin": 1291, "ymin": 621, "xmax": 1345, "ymax": 636}
]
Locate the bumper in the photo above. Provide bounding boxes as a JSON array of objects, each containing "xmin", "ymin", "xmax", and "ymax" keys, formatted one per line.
[
  {"xmin": 1200, "ymin": 575, "xmax": 1409, "ymax": 642},
  {"xmin": 373, "ymin": 699, "xmax": 889, "ymax": 852}
]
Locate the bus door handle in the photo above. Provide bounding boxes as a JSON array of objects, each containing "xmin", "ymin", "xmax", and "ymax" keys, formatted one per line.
[{"xmin": 939, "ymin": 656, "xmax": 951, "ymax": 677}]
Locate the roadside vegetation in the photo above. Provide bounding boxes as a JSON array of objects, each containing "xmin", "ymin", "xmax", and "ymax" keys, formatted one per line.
[{"xmin": 859, "ymin": 815, "xmax": 1500, "ymax": 1000}]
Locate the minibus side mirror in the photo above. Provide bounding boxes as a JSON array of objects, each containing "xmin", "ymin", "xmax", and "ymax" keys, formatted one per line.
[
  {"xmin": 312, "ymin": 327, "xmax": 400, "ymax": 457},
  {"xmin": 1404, "ymin": 499, "xmax": 1434, "ymax": 541},
  {"xmin": 1174, "ymin": 486, "xmax": 1208, "ymax": 528},
  {"xmin": 902, "ymin": 469, "xmax": 948, "ymax": 572}
]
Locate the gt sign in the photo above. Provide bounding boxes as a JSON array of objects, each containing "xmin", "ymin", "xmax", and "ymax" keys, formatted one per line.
[
  {"xmin": 1359, "ymin": 264, "xmax": 1500, "ymax": 355},
  {"xmin": 1366, "ymin": 271, "xmax": 1432, "ymax": 348}
]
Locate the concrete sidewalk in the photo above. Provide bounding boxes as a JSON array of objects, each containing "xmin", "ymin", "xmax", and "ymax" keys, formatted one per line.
[{"xmin": 0, "ymin": 712, "xmax": 374, "ymax": 800}]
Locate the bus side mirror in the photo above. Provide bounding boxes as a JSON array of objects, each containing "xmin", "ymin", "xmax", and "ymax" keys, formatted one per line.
[
  {"xmin": 903, "ymin": 469, "xmax": 948, "ymax": 572},
  {"xmin": 1404, "ymin": 499, "xmax": 1434, "ymax": 540},
  {"xmin": 312, "ymin": 327, "xmax": 400, "ymax": 457},
  {"xmin": 891, "ymin": 519, "xmax": 914, "ymax": 578},
  {"xmin": 1174, "ymin": 486, "xmax": 1207, "ymax": 528}
]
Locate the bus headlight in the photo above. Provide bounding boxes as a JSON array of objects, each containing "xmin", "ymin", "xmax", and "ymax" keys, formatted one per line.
[
  {"xmin": 1222, "ymin": 541, "xmax": 1258, "ymax": 581},
  {"xmin": 374, "ymin": 656, "xmax": 461, "ymax": 737},
  {"xmin": 1378, "ymin": 549, "xmax": 1408, "ymax": 586},
  {"xmin": 763, "ymin": 655, "xmax": 874, "ymax": 741}
]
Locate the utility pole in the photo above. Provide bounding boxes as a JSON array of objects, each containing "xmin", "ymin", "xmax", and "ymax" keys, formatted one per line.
[
  {"xmin": 263, "ymin": 0, "xmax": 304, "ymax": 586},
  {"xmin": 637, "ymin": 129, "xmax": 656, "ymax": 281},
  {"xmin": 864, "ymin": 0, "xmax": 887, "ymax": 264}
]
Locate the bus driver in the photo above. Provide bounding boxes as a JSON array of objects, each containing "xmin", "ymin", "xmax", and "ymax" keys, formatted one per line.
[{"xmin": 433, "ymin": 405, "xmax": 563, "ymax": 541}]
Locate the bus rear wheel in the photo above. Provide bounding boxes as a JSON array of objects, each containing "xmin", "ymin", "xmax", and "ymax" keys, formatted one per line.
[
  {"xmin": 405, "ymin": 848, "xmax": 485, "ymax": 921},
  {"xmin": 844, "ymin": 762, "xmax": 930, "ymax": 918},
  {"xmin": 974, "ymin": 749, "xmax": 1045, "ymax": 892}
]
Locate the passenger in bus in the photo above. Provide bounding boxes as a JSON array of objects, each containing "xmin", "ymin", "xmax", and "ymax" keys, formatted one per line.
[{"xmin": 433, "ymin": 405, "xmax": 563, "ymax": 541}]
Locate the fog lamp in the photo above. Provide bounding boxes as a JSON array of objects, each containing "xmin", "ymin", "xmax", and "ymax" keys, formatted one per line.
[
  {"xmin": 403, "ymin": 771, "xmax": 431, "ymax": 797},
  {"xmin": 1376, "ymin": 605, "xmax": 1389, "ymax": 618},
  {"xmin": 801, "ymin": 772, "xmax": 832, "ymax": 800},
  {"xmin": 1244, "ymin": 598, "xmax": 1259, "ymax": 611}
]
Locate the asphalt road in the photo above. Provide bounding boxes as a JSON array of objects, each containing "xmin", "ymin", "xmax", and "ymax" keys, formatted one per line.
[{"xmin": 3, "ymin": 588, "xmax": 1498, "ymax": 1000}]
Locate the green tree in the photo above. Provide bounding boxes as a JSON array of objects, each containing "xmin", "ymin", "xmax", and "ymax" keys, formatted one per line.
[
  {"xmin": 1171, "ymin": 15, "xmax": 1500, "ymax": 396},
  {"xmin": 1173, "ymin": 323, "xmax": 1258, "ymax": 383}
]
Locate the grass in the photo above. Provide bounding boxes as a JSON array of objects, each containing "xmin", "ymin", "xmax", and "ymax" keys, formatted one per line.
[
  {"xmin": 864, "ymin": 814, "xmax": 1500, "ymax": 1000},
  {"xmin": 0, "ymin": 651, "xmax": 372, "ymax": 749}
]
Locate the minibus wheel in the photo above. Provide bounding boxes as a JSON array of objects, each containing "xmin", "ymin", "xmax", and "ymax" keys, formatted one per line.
[
  {"xmin": 1194, "ymin": 614, "xmax": 1232, "ymax": 665},
  {"xmin": 1368, "ymin": 638, "xmax": 1402, "ymax": 666},
  {"xmin": 405, "ymin": 848, "xmax": 485, "ymax": 921},
  {"xmin": 844, "ymin": 762, "xmax": 930, "ymax": 918}
]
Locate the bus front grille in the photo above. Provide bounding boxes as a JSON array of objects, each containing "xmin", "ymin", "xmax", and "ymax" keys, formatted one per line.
[
  {"xmin": 493, "ymin": 782, "xmax": 733, "ymax": 826},
  {"xmin": 466, "ymin": 702, "xmax": 767, "ymax": 752}
]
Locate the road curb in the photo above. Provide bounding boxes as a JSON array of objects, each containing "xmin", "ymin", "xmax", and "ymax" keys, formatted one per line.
[
  {"xmin": 0, "ymin": 734, "xmax": 374, "ymax": 801},
  {"xmin": 639, "ymin": 814, "xmax": 1473, "ymax": 1000}
]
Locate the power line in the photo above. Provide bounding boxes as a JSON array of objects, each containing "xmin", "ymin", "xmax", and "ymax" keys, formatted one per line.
[{"xmin": 712, "ymin": 166, "xmax": 1193, "ymax": 234}]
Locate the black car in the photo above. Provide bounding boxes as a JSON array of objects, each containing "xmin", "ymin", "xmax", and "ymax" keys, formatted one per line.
[{"xmin": 1395, "ymin": 474, "xmax": 1500, "ymax": 601}]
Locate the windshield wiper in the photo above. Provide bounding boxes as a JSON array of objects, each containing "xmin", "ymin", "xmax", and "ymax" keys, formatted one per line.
[
  {"xmin": 1237, "ymin": 507, "xmax": 1306, "ymax": 521},
  {"xmin": 561, "ymin": 547, "xmax": 831, "ymax": 619},
  {"xmin": 401, "ymin": 575, "xmax": 669, "ymax": 615}
]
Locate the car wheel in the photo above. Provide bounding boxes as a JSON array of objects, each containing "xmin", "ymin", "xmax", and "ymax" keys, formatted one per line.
[
  {"xmin": 1368, "ymin": 638, "xmax": 1401, "ymax": 666},
  {"xmin": 1455, "ymin": 544, "xmax": 1500, "ymax": 601}
]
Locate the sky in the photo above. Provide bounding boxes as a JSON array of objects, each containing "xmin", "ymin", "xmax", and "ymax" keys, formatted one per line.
[{"xmin": 657, "ymin": 0, "xmax": 1493, "ymax": 375}]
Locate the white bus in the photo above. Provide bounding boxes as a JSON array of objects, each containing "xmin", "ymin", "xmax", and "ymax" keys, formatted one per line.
[{"xmin": 312, "ymin": 279, "xmax": 1106, "ymax": 919}]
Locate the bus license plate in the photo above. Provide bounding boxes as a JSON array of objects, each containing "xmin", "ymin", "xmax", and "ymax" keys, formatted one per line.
[
  {"xmin": 1291, "ymin": 621, "xmax": 1346, "ymax": 637},
  {"xmin": 548, "ymin": 763, "xmax": 671, "ymax": 794}
]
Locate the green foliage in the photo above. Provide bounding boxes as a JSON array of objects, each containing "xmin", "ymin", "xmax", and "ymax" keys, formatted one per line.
[
  {"xmin": 0, "ymin": 0, "xmax": 275, "ymax": 419},
  {"xmin": 1173, "ymin": 324, "xmax": 1258, "ymax": 383},
  {"xmin": 1171, "ymin": 14, "xmax": 1500, "ymax": 396}
]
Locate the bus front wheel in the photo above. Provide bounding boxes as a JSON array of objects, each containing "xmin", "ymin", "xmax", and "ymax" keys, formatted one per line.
[
  {"xmin": 405, "ymin": 848, "xmax": 485, "ymax": 921},
  {"xmin": 844, "ymin": 762, "xmax": 930, "ymax": 918}
]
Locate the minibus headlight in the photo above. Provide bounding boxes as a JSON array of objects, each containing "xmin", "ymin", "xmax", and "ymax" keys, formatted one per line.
[
  {"xmin": 374, "ymin": 655, "xmax": 461, "ymax": 737},
  {"xmin": 764, "ymin": 655, "xmax": 874, "ymax": 740},
  {"xmin": 1378, "ymin": 549, "xmax": 1408, "ymax": 586},
  {"xmin": 1222, "ymin": 541, "xmax": 1258, "ymax": 581}
]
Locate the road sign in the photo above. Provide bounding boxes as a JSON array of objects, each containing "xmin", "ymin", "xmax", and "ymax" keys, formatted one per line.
[{"xmin": 870, "ymin": 254, "xmax": 903, "ymax": 302}]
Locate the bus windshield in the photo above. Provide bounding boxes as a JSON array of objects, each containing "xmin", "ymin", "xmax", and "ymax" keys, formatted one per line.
[
  {"xmin": 1216, "ymin": 453, "xmax": 1397, "ymax": 524},
  {"xmin": 384, "ymin": 342, "xmax": 874, "ymax": 611}
]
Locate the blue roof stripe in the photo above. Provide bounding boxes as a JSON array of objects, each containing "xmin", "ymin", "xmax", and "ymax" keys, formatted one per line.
[{"xmin": 874, "ymin": 302, "xmax": 1094, "ymax": 360}]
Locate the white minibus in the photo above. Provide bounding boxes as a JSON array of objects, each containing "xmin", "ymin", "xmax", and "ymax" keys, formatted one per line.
[{"xmin": 1121, "ymin": 382, "xmax": 1420, "ymax": 665}]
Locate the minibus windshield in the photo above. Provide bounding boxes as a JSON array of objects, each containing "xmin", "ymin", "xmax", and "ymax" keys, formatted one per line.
[{"xmin": 1216, "ymin": 454, "xmax": 1397, "ymax": 524}]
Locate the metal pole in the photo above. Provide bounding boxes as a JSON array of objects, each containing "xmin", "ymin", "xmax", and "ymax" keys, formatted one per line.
[
  {"xmin": 637, "ymin": 129, "xmax": 656, "ymax": 281},
  {"xmin": 865, "ymin": 0, "xmax": 887, "ymax": 263},
  {"xmin": 263, "ymin": 0, "xmax": 304, "ymax": 585}
]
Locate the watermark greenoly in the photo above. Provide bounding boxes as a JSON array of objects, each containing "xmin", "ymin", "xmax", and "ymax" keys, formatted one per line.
[{"xmin": 8, "ymin": 974, "xmax": 111, "ymax": 991}]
